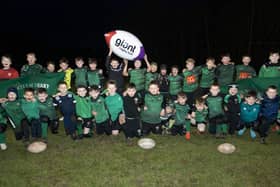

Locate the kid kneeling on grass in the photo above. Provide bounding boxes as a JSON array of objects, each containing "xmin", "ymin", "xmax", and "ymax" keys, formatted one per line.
[
  {"xmin": 21, "ymin": 88, "xmax": 42, "ymax": 142},
  {"xmin": 89, "ymin": 85, "xmax": 111, "ymax": 135},
  {"xmin": 37, "ymin": 88, "xmax": 59, "ymax": 142},
  {"xmin": 0, "ymin": 88, "xmax": 30, "ymax": 145},
  {"xmin": 238, "ymin": 90, "xmax": 260, "ymax": 139},
  {"xmin": 171, "ymin": 92, "xmax": 192, "ymax": 140},
  {"xmin": 141, "ymin": 80, "xmax": 165, "ymax": 135},
  {"xmin": 104, "ymin": 80, "xmax": 124, "ymax": 136},
  {"xmin": 190, "ymin": 98, "xmax": 208, "ymax": 134}
]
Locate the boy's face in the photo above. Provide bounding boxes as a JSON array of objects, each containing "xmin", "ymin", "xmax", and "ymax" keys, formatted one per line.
[
  {"xmin": 269, "ymin": 53, "xmax": 279, "ymax": 63},
  {"xmin": 266, "ymin": 88, "xmax": 277, "ymax": 99},
  {"xmin": 89, "ymin": 90, "xmax": 100, "ymax": 99},
  {"xmin": 206, "ymin": 60, "xmax": 215, "ymax": 69},
  {"xmin": 24, "ymin": 91, "xmax": 34, "ymax": 101},
  {"xmin": 210, "ymin": 86, "xmax": 220, "ymax": 96},
  {"xmin": 111, "ymin": 60, "xmax": 119, "ymax": 69},
  {"xmin": 26, "ymin": 54, "xmax": 36, "ymax": 65},
  {"xmin": 245, "ymin": 96, "xmax": 256, "ymax": 105},
  {"xmin": 77, "ymin": 87, "xmax": 87, "ymax": 97},
  {"xmin": 186, "ymin": 62, "xmax": 194, "ymax": 70},
  {"xmin": 89, "ymin": 63, "xmax": 97, "ymax": 70},
  {"xmin": 75, "ymin": 60, "xmax": 84, "ymax": 68},
  {"xmin": 160, "ymin": 69, "xmax": 167, "ymax": 75},
  {"xmin": 107, "ymin": 84, "xmax": 117, "ymax": 95},
  {"xmin": 242, "ymin": 57, "xmax": 251, "ymax": 65},
  {"xmin": 37, "ymin": 92, "xmax": 48, "ymax": 102},
  {"xmin": 171, "ymin": 67, "xmax": 178, "ymax": 76},
  {"xmin": 59, "ymin": 63, "xmax": 68, "ymax": 71},
  {"xmin": 47, "ymin": 64, "xmax": 55, "ymax": 72},
  {"xmin": 148, "ymin": 84, "xmax": 159, "ymax": 95},
  {"xmin": 7, "ymin": 92, "xmax": 17, "ymax": 101},
  {"xmin": 221, "ymin": 56, "xmax": 231, "ymax": 65},
  {"xmin": 134, "ymin": 60, "xmax": 142, "ymax": 69},
  {"xmin": 1, "ymin": 57, "xmax": 11, "ymax": 69},
  {"xmin": 229, "ymin": 87, "xmax": 238, "ymax": 95},
  {"xmin": 177, "ymin": 96, "xmax": 187, "ymax": 105},
  {"xmin": 195, "ymin": 103, "xmax": 204, "ymax": 111},
  {"xmin": 58, "ymin": 84, "xmax": 68, "ymax": 95},
  {"xmin": 151, "ymin": 65, "xmax": 158, "ymax": 72},
  {"xmin": 127, "ymin": 88, "xmax": 136, "ymax": 97}
]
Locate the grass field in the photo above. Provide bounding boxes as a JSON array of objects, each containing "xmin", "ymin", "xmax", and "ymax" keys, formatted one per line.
[{"xmin": 0, "ymin": 126, "xmax": 280, "ymax": 187}]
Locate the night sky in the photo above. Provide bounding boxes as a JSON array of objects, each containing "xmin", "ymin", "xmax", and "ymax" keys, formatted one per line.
[{"xmin": 0, "ymin": 0, "xmax": 279, "ymax": 71}]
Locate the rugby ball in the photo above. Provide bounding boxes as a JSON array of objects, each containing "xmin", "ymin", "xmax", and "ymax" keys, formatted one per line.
[
  {"xmin": 217, "ymin": 143, "xmax": 236, "ymax": 154},
  {"xmin": 104, "ymin": 30, "xmax": 145, "ymax": 61},
  {"xmin": 27, "ymin": 141, "xmax": 47, "ymax": 153},
  {"xmin": 138, "ymin": 138, "xmax": 156, "ymax": 149}
]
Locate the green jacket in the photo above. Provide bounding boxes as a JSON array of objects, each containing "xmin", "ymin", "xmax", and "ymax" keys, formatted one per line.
[
  {"xmin": 21, "ymin": 64, "xmax": 44, "ymax": 77},
  {"xmin": 74, "ymin": 95, "xmax": 92, "ymax": 119},
  {"xmin": 129, "ymin": 68, "xmax": 146, "ymax": 91},
  {"xmin": 87, "ymin": 69, "xmax": 102, "ymax": 87},
  {"xmin": 199, "ymin": 66, "xmax": 216, "ymax": 88},
  {"xmin": 1, "ymin": 100, "xmax": 26, "ymax": 126},
  {"xmin": 38, "ymin": 97, "xmax": 57, "ymax": 120},
  {"xmin": 235, "ymin": 64, "xmax": 256, "ymax": 80},
  {"xmin": 145, "ymin": 72, "xmax": 158, "ymax": 90},
  {"xmin": 74, "ymin": 67, "xmax": 88, "ymax": 87},
  {"xmin": 21, "ymin": 99, "xmax": 40, "ymax": 120},
  {"xmin": 174, "ymin": 103, "xmax": 190, "ymax": 128},
  {"xmin": 90, "ymin": 96, "xmax": 109, "ymax": 123},
  {"xmin": 195, "ymin": 108, "xmax": 208, "ymax": 123},
  {"xmin": 216, "ymin": 64, "xmax": 235, "ymax": 86},
  {"xmin": 182, "ymin": 67, "xmax": 200, "ymax": 93},
  {"xmin": 206, "ymin": 95, "xmax": 224, "ymax": 118},
  {"xmin": 105, "ymin": 93, "xmax": 123, "ymax": 121},
  {"xmin": 168, "ymin": 75, "xmax": 182, "ymax": 95},
  {"xmin": 141, "ymin": 93, "xmax": 163, "ymax": 124},
  {"xmin": 258, "ymin": 62, "xmax": 280, "ymax": 78}
]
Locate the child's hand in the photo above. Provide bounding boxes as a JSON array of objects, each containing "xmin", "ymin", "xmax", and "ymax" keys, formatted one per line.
[
  {"xmin": 98, "ymin": 69, "xmax": 103, "ymax": 75},
  {"xmin": 92, "ymin": 111, "xmax": 97, "ymax": 116},
  {"xmin": 144, "ymin": 54, "xmax": 148, "ymax": 62},
  {"xmin": 191, "ymin": 112, "xmax": 195, "ymax": 118},
  {"xmin": 0, "ymin": 98, "xmax": 8, "ymax": 103},
  {"xmin": 160, "ymin": 109, "xmax": 165, "ymax": 116},
  {"xmin": 165, "ymin": 106, "xmax": 172, "ymax": 114},
  {"xmin": 108, "ymin": 47, "xmax": 113, "ymax": 56},
  {"xmin": 123, "ymin": 59, "xmax": 128, "ymax": 65},
  {"xmin": 53, "ymin": 92, "xmax": 61, "ymax": 97},
  {"xmin": 202, "ymin": 94, "xmax": 208, "ymax": 99},
  {"xmin": 144, "ymin": 106, "xmax": 148, "ymax": 110},
  {"xmin": 123, "ymin": 90, "xmax": 127, "ymax": 97}
]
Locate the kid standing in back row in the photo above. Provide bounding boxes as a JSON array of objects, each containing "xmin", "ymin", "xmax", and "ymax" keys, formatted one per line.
[
  {"xmin": 106, "ymin": 48, "xmax": 125, "ymax": 94},
  {"xmin": 123, "ymin": 55, "xmax": 151, "ymax": 97}
]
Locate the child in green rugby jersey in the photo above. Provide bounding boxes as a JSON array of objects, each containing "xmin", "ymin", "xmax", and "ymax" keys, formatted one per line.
[
  {"xmin": 104, "ymin": 80, "xmax": 124, "ymax": 136},
  {"xmin": 123, "ymin": 55, "xmax": 151, "ymax": 97}
]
